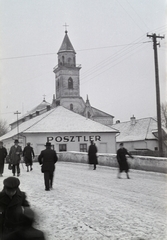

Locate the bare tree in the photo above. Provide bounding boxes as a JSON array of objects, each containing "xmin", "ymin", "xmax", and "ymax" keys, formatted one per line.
[
  {"xmin": 0, "ymin": 119, "xmax": 9, "ymax": 136},
  {"xmin": 161, "ymin": 102, "xmax": 167, "ymax": 129}
]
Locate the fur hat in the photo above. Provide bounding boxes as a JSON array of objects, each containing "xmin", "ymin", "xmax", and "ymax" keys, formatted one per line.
[{"xmin": 3, "ymin": 177, "xmax": 20, "ymax": 189}]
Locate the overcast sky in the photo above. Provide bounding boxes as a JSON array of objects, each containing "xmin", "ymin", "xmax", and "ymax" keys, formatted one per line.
[{"xmin": 0, "ymin": 0, "xmax": 166, "ymax": 125}]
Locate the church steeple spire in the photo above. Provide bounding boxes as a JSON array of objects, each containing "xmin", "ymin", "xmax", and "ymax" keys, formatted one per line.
[{"xmin": 58, "ymin": 31, "xmax": 76, "ymax": 54}]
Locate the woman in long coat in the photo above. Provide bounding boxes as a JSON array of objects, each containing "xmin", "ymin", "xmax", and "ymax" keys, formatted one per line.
[
  {"xmin": 117, "ymin": 143, "xmax": 133, "ymax": 179},
  {"xmin": 88, "ymin": 140, "xmax": 98, "ymax": 170}
]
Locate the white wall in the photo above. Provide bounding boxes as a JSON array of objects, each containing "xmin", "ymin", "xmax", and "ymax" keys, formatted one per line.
[
  {"xmin": 56, "ymin": 152, "xmax": 167, "ymax": 173},
  {"xmin": 24, "ymin": 132, "xmax": 117, "ymax": 154},
  {"xmin": 116, "ymin": 140, "xmax": 158, "ymax": 151}
]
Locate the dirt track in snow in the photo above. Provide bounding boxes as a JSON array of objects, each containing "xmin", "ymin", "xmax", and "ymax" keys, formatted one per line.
[{"xmin": 1, "ymin": 162, "xmax": 167, "ymax": 240}]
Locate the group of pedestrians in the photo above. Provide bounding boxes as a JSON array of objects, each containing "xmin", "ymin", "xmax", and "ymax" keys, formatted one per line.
[
  {"xmin": 0, "ymin": 140, "xmax": 35, "ymax": 178},
  {"xmin": 88, "ymin": 140, "xmax": 133, "ymax": 179},
  {"xmin": 0, "ymin": 138, "xmax": 134, "ymax": 192}
]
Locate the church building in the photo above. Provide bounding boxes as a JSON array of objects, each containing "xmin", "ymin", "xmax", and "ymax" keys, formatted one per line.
[
  {"xmin": 0, "ymin": 30, "xmax": 118, "ymax": 154},
  {"xmin": 10, "ymin": 30, "xmax": 114, "ymax": 129}
]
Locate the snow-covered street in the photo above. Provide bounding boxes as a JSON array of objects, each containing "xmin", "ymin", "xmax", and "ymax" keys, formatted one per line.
[{"xmin": 0, "ymin": 162, "xmax": 167, "ymax": 240}]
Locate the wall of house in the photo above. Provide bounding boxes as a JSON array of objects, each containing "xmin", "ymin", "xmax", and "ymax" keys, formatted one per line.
[
  {"xmin": 116, "ymin": 140, "xmax": 158, "ymax": 152},
  {"xmin": 56, "ymin": 151, "xmax": 167, "ymax": 173},
  {"xmin": 24, "ymin": 132, "xmax": 117, "ymax": 155}
]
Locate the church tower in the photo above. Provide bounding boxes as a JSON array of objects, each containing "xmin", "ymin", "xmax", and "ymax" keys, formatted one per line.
[{"xmin": 53, "ymin": 30, "xmax": 85, "ymax": 114}]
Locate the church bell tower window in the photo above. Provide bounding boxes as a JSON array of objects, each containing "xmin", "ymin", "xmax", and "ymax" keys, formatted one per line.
[
  {"xmin": 70, "ymin": 104, "xmax": 73, "ymax": 110},
  {"xmin": 62, "ymin": 56, "xmax": 65, "ymax": 65},
  {"xmin": 68, "ymin": 77, "xmax": 73, "ymax": 89}
]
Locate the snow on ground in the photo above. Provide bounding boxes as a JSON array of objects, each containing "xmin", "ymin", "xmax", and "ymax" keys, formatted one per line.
[{"xmin": 0, "ymin": 162, "xmax": 167, "ymax": 240}]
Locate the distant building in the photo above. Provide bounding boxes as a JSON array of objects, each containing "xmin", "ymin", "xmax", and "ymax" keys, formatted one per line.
[
  {"xmin": 0, "ymin": 106, "xmax": 118, "ymax": 154},
  {"xmin": 10, "ymin": 30, "xmax": 114, "ymax": 130},
  {"xmin": 112, "ymin": 116, "xmax": 167, "ymax": 156}
]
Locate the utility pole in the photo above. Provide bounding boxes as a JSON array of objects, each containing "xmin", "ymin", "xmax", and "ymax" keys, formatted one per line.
[
  {"xmin": 14, "ymin": 111, "xmax": 21, "ymax": 140},
  {"xmin": 147, "ymin": 33, "xmax": 165, "ymax": 157}
]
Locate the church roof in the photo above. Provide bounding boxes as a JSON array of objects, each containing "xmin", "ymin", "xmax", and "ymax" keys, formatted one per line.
[
  {"xmin": 58, "ymin": 31, "xmax": 76, "ymax": 54},
  {"xmin": 0, "ymin": 106, "xmax": 118, "ymax": 141},
  {"xmin": 92, "ymin": 107, "xmax": 114, "ymax": 118},
  {"xmin": 112, "ymin": 117, "xmax": 158, "ymax": 142},
  {"xmin": 10, "ymin": 99, "xmax": 51, "ymax": 125},
  {"xmin": 26, "ymin": 99, "xmax": 51, "ymax": 115}
]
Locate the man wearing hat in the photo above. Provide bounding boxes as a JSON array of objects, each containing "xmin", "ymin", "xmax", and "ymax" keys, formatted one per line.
[
  {"xmin": 38, "ymin": 142, "xmax": 58, "ymax": 191},
  {"xmin": 9, "ymin": 139, "xmax": 22, "ymax": 177},
  {"xmin": 0, "ymin": 141, "xmax": 7, "ymax": 177},
  {"xmin": 0, "ymin": 177, "xmax": 30, "ymax": 239},
  {"xmin": 23, "ymin": 142, "xmax": 35, "ymax": 172}
]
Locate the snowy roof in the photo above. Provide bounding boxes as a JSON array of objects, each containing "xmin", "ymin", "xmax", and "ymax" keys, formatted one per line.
[
  {"xmin": 58, "ymin": 31, "xmax": 76, "ymax": 54},
  {"xmin": 112, "ymin": 117, "xmax": 158, "ymax": 142},
  {"xmin": 0, "ymin": 106, "xmax": 118, "ymax": 141},
  {"xmin": 10, "ymin": 99, "xmax": 51, "ymax": 125},
  {"xmin": 92, "ymin": 106, "xmax": 114, "ymax": 118}
]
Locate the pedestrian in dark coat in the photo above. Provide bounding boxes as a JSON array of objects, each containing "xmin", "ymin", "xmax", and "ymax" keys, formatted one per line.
[
  {"xmin": 0, "ymin": 177, "xmax": 30, "ymax": 240},
  {"xmin": 38, "ymin": 142, "xmax": 58, "ymax": 191},
  {"xmin": 88, "ymin": 140, "xmax": 98, "ymax": 170},
  {"xmin": 116, "ymin": 143, "xmax": 134, "ymax": 179},
  {"xmin": 9, "ymin": 139, "xmax": 22, "ymax": 177},
  {"xmin": 23, "ymin": 143, "xmax": 35, "ymax": 172},
  {"xmin": 4, "ymin": 208, "xmax": 46, "ymax": 240},
  {"xmin": 0, "ymin": 141, "xmax": 7, "ymax": 177}
]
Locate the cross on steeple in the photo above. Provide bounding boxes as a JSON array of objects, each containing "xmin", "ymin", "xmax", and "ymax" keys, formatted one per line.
[{"xmin": 63, "ymin": 23, "xmax": 69, "ymax": 33}]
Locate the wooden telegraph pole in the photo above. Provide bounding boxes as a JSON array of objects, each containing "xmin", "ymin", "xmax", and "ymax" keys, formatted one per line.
[{"xmin": 147, "ymin": 33, "xmax": 165, "ymax": 157}]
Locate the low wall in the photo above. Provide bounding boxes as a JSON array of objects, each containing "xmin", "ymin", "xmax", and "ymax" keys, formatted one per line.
[{"xmin": 56, "ymin": 151, "xmax": 167, "ymax": 174}]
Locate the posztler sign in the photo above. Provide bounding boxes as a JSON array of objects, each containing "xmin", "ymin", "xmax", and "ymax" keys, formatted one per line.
[{"xmin": 47, "ymin": 135, "xmax": 101, "ymax": 143}]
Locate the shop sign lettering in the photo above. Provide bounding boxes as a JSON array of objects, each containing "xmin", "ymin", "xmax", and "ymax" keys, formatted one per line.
[{"xmin": 47, "ymin": 135, "xmax": 101, "ymax": 143}]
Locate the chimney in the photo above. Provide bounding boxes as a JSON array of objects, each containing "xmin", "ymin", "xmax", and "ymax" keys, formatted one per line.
[
  {"xmin": 56, "ymin": 100, "xmax": 60, "ymax": 107},
  {"xmin": 130, "ymin": 115, "xmax": 136, "ymax": 125},
  {"xmin": 52, "ymin": 94, "xmax": 57, "ymax": 108},
  {"xmin": 116, "ymin": 120, "xmax": 120, "ymax": 124},
  {"xmin": 46, "ymin": 105, "xmax": 51, "ymax": 111},
  {"xmin": 36, "ymin": 111, "xmax": 39, "ymax": 116}
]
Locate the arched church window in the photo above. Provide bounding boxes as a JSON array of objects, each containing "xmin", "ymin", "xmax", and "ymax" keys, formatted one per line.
[
  {"xmin": 73, "ymin": 57, "xmax": 75, "ymax": 66},
  {"xmin": 57, "ymin": 79, "xmax": 59, "ymax": 89},
  {"xmin": 88, "ymin": 112, "xmax": 91, "ymax": 118},
  {"xmin": 68, "ymin": 58, "xmax": 71, "ymax": 65},
  {"xmin": 70, "ymin": 104, "xmax": 73, "ymax": 110},
  {"xmin": 68, "ymin": 77, "xmax": 73, "ymax": 89},
  {"xmin": 62, "ymin": 56, "xmax": 64, "ymax": 65}
]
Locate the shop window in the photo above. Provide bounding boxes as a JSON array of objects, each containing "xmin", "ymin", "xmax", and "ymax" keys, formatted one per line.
[
  {"xmin": 59, "ymin": 144, "xmax": 67, "ymax": 152},
  {"xmin": 80, "ymin": 144, "xmax": 87, "ymax": 152}
]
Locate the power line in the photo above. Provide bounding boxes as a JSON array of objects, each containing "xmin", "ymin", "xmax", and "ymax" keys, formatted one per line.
[
  {"xmin": 81, "ymin": 43, "xmax": 145, "ymax": 85},
  {"xmin": 0, "ymin": 42, "xmax": 148, "ymax": 61},
  {"xmin": 81, "ymin": 35, "xmax": 148, "ymax": 79}
]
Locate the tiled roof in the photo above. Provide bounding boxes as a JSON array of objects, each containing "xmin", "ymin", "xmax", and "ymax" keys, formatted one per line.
[
  {"xmin": 112, "ymin": 117, "xmax": 158, "ymax": 142},
  {"xmin": 0, "ymin": 106, "xmax": 118, "ymax": 141}
]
